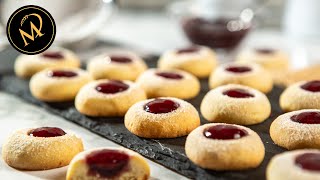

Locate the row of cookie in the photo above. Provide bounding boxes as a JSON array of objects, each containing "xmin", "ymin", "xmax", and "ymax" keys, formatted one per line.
[
  {"xmin": 267, "ymin": 75, "xmax": 320, "ymax": 180},
  {"xmin": 15, "ymin": 46, "xmax": 288, "ymax": 97},
  {"xmin": 15, "ymin": 48, "xmax": 146, "ymax": 81},
  {"xmin": 158, "ymin": 45, "xmax": 289, "ymax": 79},
  {"xmin": 28, "ymin": 66, "xmax": 270, "ymax": 126},
  {"xmin": 28, "ymin": 60, "xmax": 272, "ymax": 103},
  {"xmin": 3, "ymin": 115, "xmax": 318, "ymax": 179},
  {"xmin": 2, "ymin": 127, "xmax": 150, "ymax": 179},
  {"xmin": 3, "ymin": 123, "xmax": 319, "ymax": 180},
  {"xmin": 15, "ymin": 45, "xmax": 289, "ymax": 79},
  {"xmin": 28, "ymin": 62, "xmax": 320, "ymax": 126}
]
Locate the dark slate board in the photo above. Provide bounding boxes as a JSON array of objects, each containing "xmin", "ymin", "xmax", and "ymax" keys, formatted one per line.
[{"xmin": 0, "ymin": 48, "xmax": 286, "ymax": 180}]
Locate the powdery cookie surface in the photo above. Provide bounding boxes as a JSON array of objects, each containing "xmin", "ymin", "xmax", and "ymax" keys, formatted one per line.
[
  {"xmin": 124, "ymin": 97, "xmax": 200, "ymax": 138},
  {"xmin": 75, "ymin": 80, "xmax": 146, "ymax": 117},
  {"xmin": 270, "ymin": 109, "xmax": 320, "ymax": 150},
  {"xmin": 30, "ymin": 68, "xmax": 92, "ymax": 102},
  {"xmin": 158, "ymin": 46, "xmax": 217, "ymax": 78},
  {"xmin": 67, "ymin": 147, "xmax": 150, "ymax": 180},
  {"xmin": 185, "ymin": 123, "xmax": 265, "ymax": 170},
  {"xmin": 280, "ymin": 81, "xmax": 320, "ymax": 112},
  {"xmin": 136, "ymin": 68, "xmax": 200, "ymax": 99},
  {"xmin": 200, "ymin": 84, "xmax": 271, "ymax": 125},
  {"xmin": 209, "ymin": 62, "xmax": 273, "ymax": 93},
  {"xmin": 267, "ymin": 149, "xmax": 320, "ymax": 180},
  {"xmin": 15, "ymin": 47, "xmax": 80, "ymax": 78},
  {"xmin": 2, "ymin": 128, "xmax": 83, "ymax": 170},
  {"xmin": 87, "ymin": 51, "xmax": 147, "ymax": 81}
]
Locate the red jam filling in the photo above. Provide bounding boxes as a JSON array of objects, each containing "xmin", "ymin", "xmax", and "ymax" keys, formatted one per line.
[
  {"xmin": 144, "ymin": 99, "xmax": 180, "ymax": 114},
  {"xmin": 223, "ymin": 89, "xmax": 254, "ymax": 98},
  {"xmin": 28, "ymin": 127, "xmax": 66, "ymax": 137},
  {"xmin": 255, "ymin": 48, "xmax": 275, "ymax": 54},
  {"xmin": 204, "ymin": 125, "xmax": 248, "ymax": 140},
  {"xmin": 295, "ymin": 153, "xmax": 320, "ymax": 172},
  {"xmin": 156, "ymin": 72, "xmax": 183, "ymax": 80},
  {"xmin": 301, "ymin": 80, "xmax": 320, "ymax": 92},
  {"xmin": 109, "ymin": 55, "xmax": 132, "ymax": 63},
  {"xmin": 41, "ymin": 52, "xmax": 64, "ymax": 59},
  {"xmin": 176, "ymin": 47, "xmax": 199, "ymax": 54},
  {"xmin": 291, "ymin": 111, "xmax": 320, "ymax": 124},
  {"xmin": 47, "ymin": 70, "xmax": 77, "ymax": 78},
  {"xmin": 86, "ymin": 149, "xmax": 130, "ymax": 178},
  {"xmin": 96, "ymin": 80, "xmax": 129, "ymax": 94},
  {"xmin": 226, "ymin": 66, "xmax": 251, "ymax": 73}
]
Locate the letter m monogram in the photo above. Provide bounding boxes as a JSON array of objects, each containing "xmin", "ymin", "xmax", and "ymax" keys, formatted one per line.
[{"xmin": 19, "ymin": 21, "xmax": 45, "ymax": 46}]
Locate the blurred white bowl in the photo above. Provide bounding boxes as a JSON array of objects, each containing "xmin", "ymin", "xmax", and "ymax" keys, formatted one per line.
[{"xmin": 0, "ymin": 0, "xmax": 116, "ymax": 46}]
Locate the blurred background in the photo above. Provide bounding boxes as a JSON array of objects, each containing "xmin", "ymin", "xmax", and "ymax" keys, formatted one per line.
[{"xmin": 1, "ymin": 0, "xmax": 320, "ymax": 67}]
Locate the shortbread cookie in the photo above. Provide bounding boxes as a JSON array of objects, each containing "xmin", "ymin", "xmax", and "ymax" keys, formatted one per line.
[
  {"xmin": 236, "ymin": 48, "xmax": 289, "ymax": 72},
  {"xmin": 30, "ymin": 68, "xmax": 92, "ymax": 102},
  {"xmin": 267, "ymin": 149, "xmax": 320, "ymax": 180},
  {"xmin": 125, "ymin": 97, "xmax": 200, "ymax": 138},
  {"xmin": 75, "ymin": 80, "xmax": 146, "ymax": 117},
  {"xmin": 2, "ymin": 127, "xmax": 83, "ymax": 170},
  {"xmin": 209, "ymin": 62, "xmax": 273, "ymax": 93},
  {"xmin": 280, "ymin": 80, "xmax": 320, "ymax": 112},
  {"xmin": 158, "ymin": 46, "xmax": 217, "ymax": 78},
  {"xmin": 67, "ymin": 147, "xmax": 150, "ymax": 180},
  {"xmin": 136, "ymin": 68, "xmax": 200, "ymax": 99},
  {"xmin": 15, "ymin": 47, "xmax": 80, "ymax": 78},
  {"xmin": 87, "ymin": 52, "xmax": 147, "ymax": 81},
  {"xmin": 185, "ymin": 123, "xmax": 265, "ymax": 170},
  {"xmin": 270, "ymin": 109, "xmax": 320, "ymax": 150},
  {"xmin": 200, "ymin": 84, "xmax": 271, "ymax": 125}
]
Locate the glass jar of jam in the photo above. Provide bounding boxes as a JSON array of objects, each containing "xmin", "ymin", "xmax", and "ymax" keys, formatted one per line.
[{"xmin": 172, "ymin": 0, "xmax": 254, "ymax": 50}]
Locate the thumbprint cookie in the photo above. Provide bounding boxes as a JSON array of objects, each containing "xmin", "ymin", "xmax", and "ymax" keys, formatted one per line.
[
  {"xmin": 75, "ymin": 80, "xmax": 146, "ymax": 117},
  {"xmin": 2, "ymin": 127, "xmax": 83, "ymax": 170},
  {"xmin": 30, "ymin": 68, "xmax": 92, "ymax": 102},
  {"xmin": 158, "ymin": 46, "xmax": 217, "ymax": 78},
  {"xmin": 185, "ymin": 123, "xmax": 265, "ymax": 170},
  {"xmin": 267, "ymin": 149, "xmax": 320, "ymax": 180},
  {"xmin": 200, "ymin": 84, "xmax": 271, "ymax": 125},
  {"xmin": 136, "ymin": 68, "xmax": 200, "ymax": 99},
  {"xmin": 270, "ymin": 109, "xmax": 320, "ymax": 150},
  {"xmin": 67, "ymin": 147, "xmax": 150, "ymax": 180},
  {"xmin": 209, "ymin": 62, "xmax": 273, "ymax": 93},
  {"xmin": 87, "ymin": 52, "xmax": 147, "ymax": 81},
  {"xmin": 124, "ymin": 97, "xmax": 200, "ymax": 138},
  {"xmin": 236, "ymin": 48, "xmax": 289, "ymax": 73},
  {"xmin": 15, "ymin": 47, "xmax": 81, "ymax": 78},
  {"xmin": 280, "ymin": 80, "xmax": 320, "ymax": 112}
]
